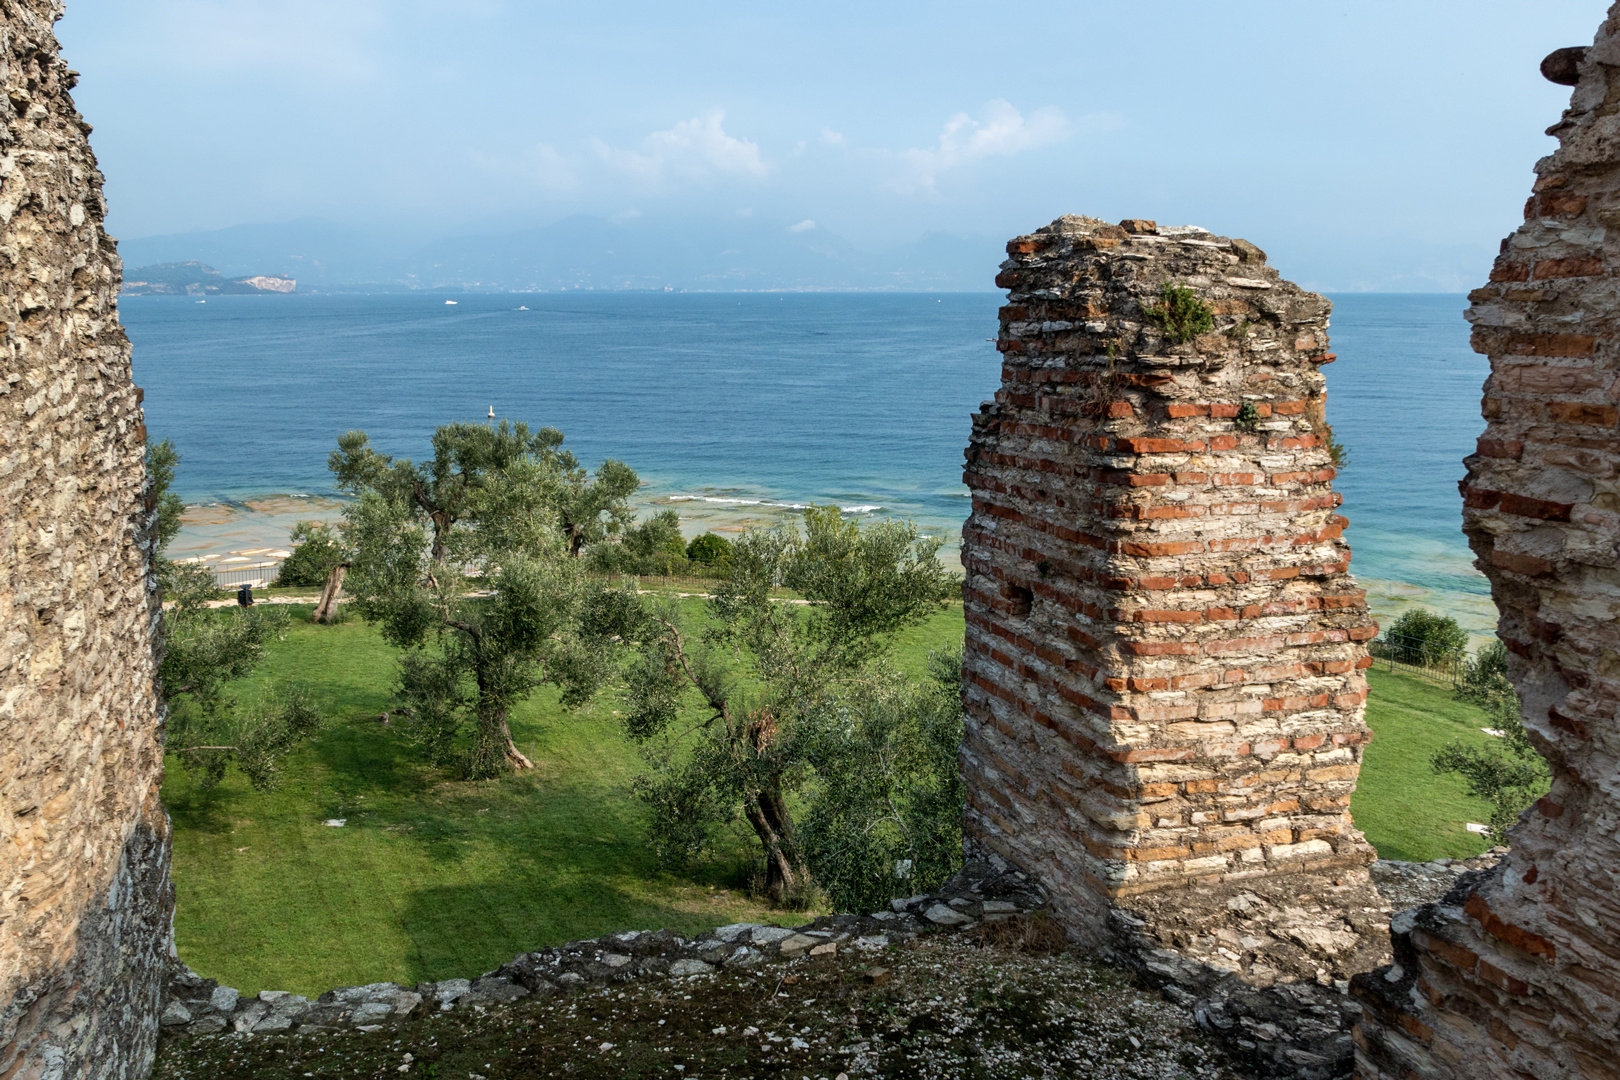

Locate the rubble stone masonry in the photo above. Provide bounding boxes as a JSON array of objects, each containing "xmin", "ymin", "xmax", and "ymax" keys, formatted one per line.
[
  {"xmin": 0, "ymin": 3, "xmax": 172, "ymax": 1079},
  {"xmin": 1353, "ymin": 8, "xmax": 1620, "ymax": 1080},
  {"xmin": 961, "ymin": 216, "xmax": 1388, "ymax": 1078},
  {"xmin": 962, "ymin": 215, "xmax": 1379, "ymax": 922}
]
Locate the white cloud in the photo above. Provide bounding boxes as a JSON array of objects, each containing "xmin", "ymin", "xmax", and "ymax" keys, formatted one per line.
[
  {"xmin": 114, "ymin": 0, "xmax": 387, "ymax": 81},
  {"xmin": 593, "ymin": 112, "xmax": 770, "ymax": 185},
  {"xmin": 889, "ymin": 100, "xmax": 1076, "ymax": 194},
  {"xmin": 787, "ymin": 219, "xmax": 816, "ymax": 232},
  {"xmin": 468, "ymin": 141, "xmax": 580, "ymax": 192},
  {"xmin": 821, "ymin": 128, "xmax": 846, "ymax": 146}
]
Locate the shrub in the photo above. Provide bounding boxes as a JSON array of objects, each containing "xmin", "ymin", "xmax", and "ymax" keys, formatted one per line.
[
  {"xmin": 686, "ymin": 532, "xmax": 732, "ymax": 565},
  {"xmin": 1433, "ymin": 640, "xmax": 1549, "ymax": 837},
  {"xmin": 799, "ymin": 651, "xmax": 965, "ymax": 914},
  {"xmin": 273, "ymin": 520, "xmax": 345, "ymax": 587},
  {"xmin": 1145, "ymin": 284, "xmax": 1214, "ymax": 344},
  {"xmin": 587, "ymin": 511, "xmax": 688, "ymax": 576},
  {"xmin": 1384, "ymin": 608, "xmax": 1467, "ymax": 665}
]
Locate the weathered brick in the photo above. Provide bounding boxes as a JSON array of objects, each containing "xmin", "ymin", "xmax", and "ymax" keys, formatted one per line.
[{"xmin": 963, "ymin": 214, "xmax": 1376, "ymax": 958}]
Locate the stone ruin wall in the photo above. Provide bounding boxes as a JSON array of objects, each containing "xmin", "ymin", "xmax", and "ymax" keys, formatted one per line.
[
  {"xmin": 962, "ymin": 215, "xmax": 1379, "ymax": 920},
  {"xmin": 0, "ymin": 3, "xmax": 172, "ymax": 1079},
  {"xmin": 1352, "ymin": 10, "xmax": 1620, "ymax": 1080},
  {"xmin": 961, "ymin": 216, "xmax": 1389, "ymax": 1076}
]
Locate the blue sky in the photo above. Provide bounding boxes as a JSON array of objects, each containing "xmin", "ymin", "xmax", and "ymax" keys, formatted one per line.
[{"xmin": 58, "ymin": 0, "xmax": 1606, "ymax": 291}]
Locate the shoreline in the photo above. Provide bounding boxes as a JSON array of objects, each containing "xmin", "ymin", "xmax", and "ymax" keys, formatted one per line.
[{"xmin": 172, "ymin": 490, "xmax": 1495, "ymax": 648}]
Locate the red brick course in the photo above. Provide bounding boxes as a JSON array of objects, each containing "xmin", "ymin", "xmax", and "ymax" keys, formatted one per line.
[{"xmin": 961, "ymin": 215, "xmax": 1377, "ymax": 934}]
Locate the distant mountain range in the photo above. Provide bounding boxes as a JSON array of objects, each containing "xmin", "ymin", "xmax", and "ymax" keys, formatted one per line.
[
  {"xmin": 113, "ymin": 216, "xmax": 1003, "ymax": 293},
  {"xmin": 122, "ymin": 260, "xmax": 296, "ymax": 296}
]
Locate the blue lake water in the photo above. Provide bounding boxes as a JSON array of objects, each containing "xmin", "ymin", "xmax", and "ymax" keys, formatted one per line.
[{"xmin": 125, "ymin": 291, "xmax": 1494, "ymax": 636}]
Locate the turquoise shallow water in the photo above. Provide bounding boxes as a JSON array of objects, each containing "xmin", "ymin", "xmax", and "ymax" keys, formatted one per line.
[{"xmin": 126, "ymin": 291, "xmax": 1493, "ymax": 637}]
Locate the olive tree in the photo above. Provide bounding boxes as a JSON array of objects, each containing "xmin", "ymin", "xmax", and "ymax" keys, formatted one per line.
[
  {"xmin": 331, "ymin": 420, "xmax": 639, "ymax": 565},
  {"xmin": 616, "ymin": 506, "xmax": 951, "ymax": 904},
  {"xmin": 146, "ymin": 439, "xmax": 320, "ymax": 792},
  {"xmin": 338, "ymin": 421, "xmax": 631, "ymax": 777},
  {"xmin": 1432, "ymin": 640, "xmax": 1551, "ymax": 837}
]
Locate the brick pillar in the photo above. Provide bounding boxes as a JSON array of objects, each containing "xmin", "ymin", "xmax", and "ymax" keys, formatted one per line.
[
  {"xmin": 962, "ymin": 215, "xmax": 1379, "ymax": 938},
  {"xmin": 1353, "ymin": 11, "xmax": 1620, "ymax": 1079}
]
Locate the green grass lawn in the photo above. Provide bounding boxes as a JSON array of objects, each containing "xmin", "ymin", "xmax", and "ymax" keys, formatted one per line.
[
  {"xmin": 163, "ymin": 599, "xmax": 965, "ymax": 996},
  {"xmin": 164, "ymin": 599, "xmax": 1492, "ymax": 995},
  {"xmin": 1351, "ymin": 667, "xmax": 1497, "ymax": 863}
]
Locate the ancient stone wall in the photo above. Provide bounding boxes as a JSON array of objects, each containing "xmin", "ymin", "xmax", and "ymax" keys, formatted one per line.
[
  {"xmin": 960, "ymin": 217, "xmax": 1388, "ymax": 1077},
  {"xmin": 0, "ymin": 3, "xmax": 172, "ymax": 1078},
  {"xmin": 962, "ymin": 215, "xmax": 1379, "ymax": 918},
  {"xmin": 1352, "ymin": 11, "xmax": 1620, "ymax": 1080}
]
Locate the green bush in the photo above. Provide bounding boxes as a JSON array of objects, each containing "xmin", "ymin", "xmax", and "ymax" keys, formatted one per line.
[
  {"xmin": 1433, "ymin": 640, "xmax": 1549, "ymax": 837},
  {"xmin": 1146, "ymin": 284, "xmax": 1214, "ymax": 344},
  {"xmin": 686, "ymin": 532, "xmax": 732, "ymax": 565},
  {"xmin": 587, "ymin": 511, "xmax": 688, "ymax": 576},
  {"xmin": 1384, "ymin": 608, "xmax": 1467, "ymax": 665},
  {"xmin": 798, "ymin": 651, "xmax": 964, "ymax": 914},
  {"xmin": 273, "ymin": 521, "xmax": 345, "ymax": 587}
]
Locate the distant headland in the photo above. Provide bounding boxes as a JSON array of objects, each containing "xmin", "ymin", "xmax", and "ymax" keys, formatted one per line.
[{"xmin": 121, "ymin": 260, "xmax": 295, "ymax": 296}]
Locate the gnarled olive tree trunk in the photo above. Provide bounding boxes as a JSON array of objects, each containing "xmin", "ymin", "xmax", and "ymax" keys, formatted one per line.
[{"xmin": 312, "ymin": 562, "xmax": 348, "ymax": 624}]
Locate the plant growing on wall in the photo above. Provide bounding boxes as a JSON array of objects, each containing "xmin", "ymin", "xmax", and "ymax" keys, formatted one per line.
[
  {"xmin": 1306, "ymin": 396, "xmax": 1351, "ymax": 468},
  {"xmin": 1145, "ymin": 284, "xmax": 1214, "ymax": 344},
  {"xmin": 614, "ymin": 506, "xmax": 952, "ymax": 904},
  {"xmin": 336, "ymin": 421, "xmax": 630, "ymax": 777},
  {"xmin": 146, "ymin": 439, "xmax": 322, "ymax": 792}
]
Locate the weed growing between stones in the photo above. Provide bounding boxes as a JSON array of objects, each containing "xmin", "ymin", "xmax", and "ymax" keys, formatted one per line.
[
  {"xmin": 1305, "ymin": 397, "xmax": 1350, "ymax": 468},
  {"xmin": 1144, "ymin": 285, "xmax": 1214, "ymax": 344},
  {"xmin": 1232, "ymin": 403, "xmax": 1261, "ymax": 433},
  {"xmin": 151, "ymin": 934, "xmax": 1235, "ymax": 1080}
]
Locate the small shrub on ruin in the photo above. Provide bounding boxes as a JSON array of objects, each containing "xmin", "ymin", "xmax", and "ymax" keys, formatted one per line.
[
  {"xmin": 1306, "ymin": 396, "xmax": 1351, "ymax": 468},
  {"xmin": 1234, "ymin": 402, "xmax": 1262, "ymax": 432},
  {"xmin": 1079, "ymin": 357, "xmax": 1125, "ymax": 418},
  {"xmin": 1145, "ymin": 284, "xmax": 1214, "ymax": 344}
]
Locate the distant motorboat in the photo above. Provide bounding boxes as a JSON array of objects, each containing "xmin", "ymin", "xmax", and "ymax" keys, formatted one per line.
[
  {"xmin": 196, "ymin": 300, "xmax": 205, "ymax": 304},
  {"xmin": 517, "ymin": 305, "xmax": 529, "ymax": 310},
  {"xmin": 445, "ymin": 300, "xmax": 458, "ymax": 305}
]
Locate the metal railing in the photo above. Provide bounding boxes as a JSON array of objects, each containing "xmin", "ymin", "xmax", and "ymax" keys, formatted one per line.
[
  {"xmin": 210, "ymin": 563, "xmax": 283, "ymax": 589},
  {"xmin": 1367, "ymin": 631, "xmax": 1464, "ymax": 687}
]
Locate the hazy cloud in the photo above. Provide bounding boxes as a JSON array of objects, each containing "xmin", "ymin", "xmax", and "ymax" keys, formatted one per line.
[
  {"xmin": 593, "ymin": 112, "xmax": 771, "ymax": 185},
  {"xmin": 787, "ymin": 219, "xmax": 816, "ymax": 232},
  {"xmin": 889, "ymin": 100, "xmax": 1074, "ymax": 194}
]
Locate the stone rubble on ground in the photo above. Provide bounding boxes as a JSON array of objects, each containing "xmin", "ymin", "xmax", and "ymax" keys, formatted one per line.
[
  {"xmin": 160, "ymin": 859, "xmax": 1046, "ymax": 1038},
  {"xmin": 159, "ymin": 848, "xmax": 1498, "ymax": 1080}
]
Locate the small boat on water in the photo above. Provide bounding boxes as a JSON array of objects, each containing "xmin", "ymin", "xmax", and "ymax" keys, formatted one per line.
[
  {"xmin": 517, "ymin": 305, "xmax": 529, "ymax": 310},
  {"xmin": 444, "ymin": 300, "xmax": 457, "ymax": 305}
]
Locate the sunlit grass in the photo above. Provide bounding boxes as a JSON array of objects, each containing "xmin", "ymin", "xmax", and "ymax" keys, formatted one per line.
[{"xmin": 162, "ymin": 597, "xmax": 1489, "ymax": 995}]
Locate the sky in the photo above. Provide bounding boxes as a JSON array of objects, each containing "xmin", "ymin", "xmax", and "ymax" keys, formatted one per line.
[{"xmin": 57, "ymin": 0, "xmax": 1609, "ymax": 291}]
